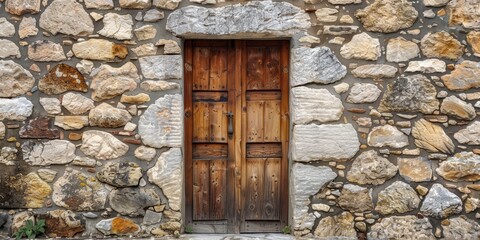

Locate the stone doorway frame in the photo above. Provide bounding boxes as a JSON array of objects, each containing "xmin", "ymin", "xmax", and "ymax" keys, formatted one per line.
[{"xmin": 165, "ymin": 1, "xmax": 314, "ymax": 233}]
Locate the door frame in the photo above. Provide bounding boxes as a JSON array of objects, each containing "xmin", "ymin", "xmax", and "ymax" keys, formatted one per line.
[{"xmin": 183, "ymin": 40, "xmax": 290, "ymax": 234}]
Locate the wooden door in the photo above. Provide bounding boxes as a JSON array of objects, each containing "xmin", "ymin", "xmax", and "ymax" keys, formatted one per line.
[{"xmin": 184, "ymin": 40, "xmax": 289, "ymax": 233}]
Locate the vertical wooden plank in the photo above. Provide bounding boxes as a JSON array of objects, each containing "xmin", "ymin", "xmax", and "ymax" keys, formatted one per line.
[
  {"xmin": 279, "ymin": 40, "xmax": 290, "ymax": 227},
  {"xmin": 209, "ymin": 47, "xmax": 228, "ymax": 91},
  {"xmin": 238, "ymin": 40, "xmax": 247, "ymax": 233},
  {"xmin": 246, "ymin": 47, "xmax": 265, "ymax": 90},
  {"xmin": 246, "ymin": 101, "xmax": 264, "ymax": 142},
  {"xmin": 193, "ymin": 47, "xmax": 210, "ymax": 90},
  {"xmin": 263, "ymin": 158, "xmax": 280, "ymax": 220},
  {"xmin": 209, "ymin": 102, "xmax": 227, "ymax": 142},
  {"xmin": 184, "ymin": 40, "xmax": 194, "ymax": 226},
  {"xmin": 210, "ymin": 160, "xmax": 227, "ymax": 219},
  {"xmin": 226, "ymin": 40, "xmax": 237, "ymax": 233},
  {"xmin": 245, "ymin": 158, "xmax": 265, "ymax": 220},
  {"xmin": 263, "ymin": 100, "xmax": 281, "ymax": 142},
  {"xmin": 193, "ymin": 102, "xmax": 209, "ymax": 142},
  {"xmin": 193, "ymin": 160, "xmax": 210, "ymax": 220},
  {"xmin": 264, "ymin": 47, "xmax": 281, "ymax": 90}
]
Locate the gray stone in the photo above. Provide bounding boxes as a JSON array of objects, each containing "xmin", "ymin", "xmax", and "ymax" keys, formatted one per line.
[
  {"xmin": 346, "ymin": 83, "xmax": 381, "ymax": 103},
  {"xmin": 443, "ymin": 217, "xmax": 480, "ymax": 240},
  {"xmin": 412, "ymin": 119, "xmax": 455, "ymax": 154},
  {"xmin": 379, "ymin": 75, "xmax": 439, "ymax": 114},
  {"xmin": 386, "ymin": 37, "xmax": 420, "ymax": 62},
  {"xmin": 351, "ymin": 64, "xmax": 398, "ymax": 79},
  {"xmin": 346, "ymin": 150, "xmax": 397, "ymax": 185},
  {"xmin": 134, "ymin": 146, "xmax": 156, "ymax": 161},
  {"xmin": 375, "ymin": 181, "xmax": 420, "ymax": 215},
  {"xmin": 0, "ymin": 40, "xmax": 21, "ymax": 59},
  {"xmin": 5, "ymin": 0, "xmax": 41, "ymax": 15},
  {"xmin": 80, "ymin": 130, "xmax": 129, "ymax": 160},
  {"xmin": 0, "ymin": 97, "xmax": 33, "ymax": 121},
  {"xmin": 139, "ymin": 55, "xmax": 182, "ymax": 80},
  {"xmin": 440, "ymin": 95, "xmax": 476, "ymax": 120},
  {"xmin": 340, "ymin": 32, "xmax": 381, "ymax": 61},
  {"xmin": 97, "ymin": 162, "xmax": 142, "ymax": 187},
  {"xmin": 454, "ymin": 121, "xmax": 480, "ymax": 145},
  {"xmin": 62, "ymin": 92, "xmax": 95, "ymax": 115},
  {"xmin": 0, "ymin": 60, "xmax": 34, "ymax": 97},
  {"xmin": 292, "ymin": 124, "xmax": 359, "ymax": 162},
  {"xmin": 323, "ymin": 25, "xmax": 359, "ymax": 35},
  {"xmin": 166, "ymin": 1, "xmax": 310, "ymax": 38},
  {"xmin": 22, "ymin": 140, "xmax": 76, "ymax": 166},
  {"xmin": 405, "ymin": 59, "xmax": 446, "ymax": 73},
  {"xmin": 292, "ymin": 163, "xmax": 336, "ymax": 230},
  {"xmin": 40, "ymin": 98, "xmax": 61, "ymax": 115},
  {"xmin": 367, "ymin": 125, "xmax": 409, "ymax": 148},
  {"xmin": 292, "ymin": 47, "xmax": 347, "ymax": 86},
  {"xmin": 398, "ymin": 157, "xmax": 432, "ymax": 182},
  {"xmin": 139, "ymin": 94, "xmax": 183, "ymax": 148},
  {"xmin": 27, "ymin": 40, "xmax": 66, "ymax": 62},
  {"xmin": 89, "ymin": 103, "xmax": 132, "ymax": 128},
  {"xmin": 147, "ymin": 148, "xmax": 182, "ymax": 211},
  {"xmin": 368, "ymin": 216, "xmax": 435, "ymax": 240},
  {"xmin": 19, "ymin": 17, "xmax": 38, "ymax": 39},
  {"xmin": 98, "ymin": 13, "xmax": 133, "ymax": 40},
  {"xmin": 108, "ymin": 188, "xmax": 161, "ymax": 216},
  {"xmin": 355, "ymin": 0, "xmax": 418, "ymax": 33},
  {"xmin": 436, "ymin": 152, "xmax": 480, "ymax": 182},
  {"xmin": 72, "ymin": 156, "xmax": 96, "ymax": 167},
  {"xmin": 313, "ymin": 212, "xmax": 356, "ymax": 238},
  {"xmin": 39, "ymin": 0, "xmax": 94, "ymax": 36},
  {"xmin": 90, "ymin": 62, "xmax": 139, "ymax": 101},
  {"xmin": 72, "ymin": 39, "xmax": 128, "ymax": 61},
  {"xmin": 143, "ymin": 210, "xmax": 163, "ymax": 225},
  {"xmin": 0, "ymin": 147, "xmax": 17, "ymax": 165},
  {"xmin": 420, "ymin": 183, "xmax": 462, "ymax": 218},
  {"xmin": 143, "ymin": 9, "xmax": 164, "ymax": 22},
  {"xmin": 291, "ymin": 86, "xmax": 343, "ymax": 124},
  {"xmin": 53, "ymin": 168, "xmax": 108, "ymax": 211}
]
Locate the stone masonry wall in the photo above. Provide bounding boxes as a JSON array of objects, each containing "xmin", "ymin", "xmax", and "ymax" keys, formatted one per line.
[{"xmin": 0, "ymin": 0, "xmax": 479, "ymax": 239}]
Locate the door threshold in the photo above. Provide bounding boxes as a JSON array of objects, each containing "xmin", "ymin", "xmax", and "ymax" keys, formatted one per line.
[{"xmin": 176, "ymin": 233, "xmax": 294, "ymax": 240}]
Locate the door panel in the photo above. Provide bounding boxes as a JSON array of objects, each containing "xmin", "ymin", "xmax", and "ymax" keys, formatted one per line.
[{"xmin": 185, "ymin": 40, "xmax": 289, "ymax": 233}]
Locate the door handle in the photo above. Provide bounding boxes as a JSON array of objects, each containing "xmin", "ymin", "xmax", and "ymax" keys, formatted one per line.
[{"xmin": 227, "ymin": 111, "xmax": 234, "ymax": 137}]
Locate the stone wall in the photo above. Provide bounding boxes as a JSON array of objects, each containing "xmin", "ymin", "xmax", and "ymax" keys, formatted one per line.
[{"xmin": 0, "ymin": 0, "xmax": 479, "ymax": 239}]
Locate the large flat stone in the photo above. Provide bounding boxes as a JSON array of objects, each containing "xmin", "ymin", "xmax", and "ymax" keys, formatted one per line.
[
  {"xmin": 292, "ymin": 163, "xmax": 336, "ymax": 230},
  {"xmin": 436, "ymin": 152, "xmax": 480, "ymax": 182},
  {"xmin": 441, "ymin": 60, "xmax": 480, "ymax": 91},
  {"xmin": 80, "ymin": 130, "xmax": 129, "ymax": 160},
  {"xmin": 355, "ymin": 0, "xmax": 418, "ymax": 33},
  {"xmin": 412, "ymin": 119, "xmax": 455, "ymax": 154},
  {"xmin": 292, "ymin": 124, "xmax": 359, "ymax": 162},
  {"xmin": 139, "ymin": 55, "xmax": 182, "ymax": 80},
  {"xmin": 291, "ymin": 86, "xmax": 343, "ymax": 124},
  {"xmin": 454, "ymin": 121, "xmax": 480, "ymax": 145},
  {"xmin": 22, "ymin": 140, "xmax": 76, "ymax": 166},
  {"xmin": 108, "ymin": 188, "xmax": 161, "ymax": 216},
  {"xmin": 166, "ymin": 1, "xmax": 310, "ymax": 38},
  {"xmin": 39, "ymin": 0, "xmax": 94, "ymax": 36},
  {"xmin": 368, "ymin": 216, "xmax": 435, "ymax": 240},
  {"xmin": 292, "ymin": 47, "xmax": 347, "ymax": 86},
  {"xmin": 420, "ymin": 183, "xmax": 462, "ymax": 218},
  {"xmin": 90, "ymin": 62, "xmax": 139, "ymax": 101},
  {"xmin": 375, "ymin": 181, "xmax": 420, "ymax": 215},
  {"xmin": 147, "ymin": 148, "xmax": 183, "ymax": 211},
  {"xmin": 139, "ymin": 94, "xmax": 182, "ymax": 148},
  {"xmin": 346, "ymin": 150, "xmax": 397, "ymax": 185}
]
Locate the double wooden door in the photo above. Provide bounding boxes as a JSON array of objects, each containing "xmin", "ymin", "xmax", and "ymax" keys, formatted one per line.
[{"xmin": 184, "ymin": 40, "xmax": 290, "ymax": 233}]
